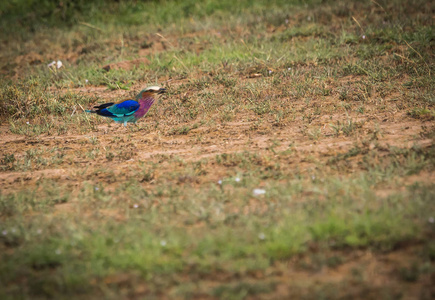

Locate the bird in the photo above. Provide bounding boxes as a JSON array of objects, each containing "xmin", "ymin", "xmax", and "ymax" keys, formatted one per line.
[{"xmin": 86, "ymin": 86, "xmax": 166, "ymax": 126}]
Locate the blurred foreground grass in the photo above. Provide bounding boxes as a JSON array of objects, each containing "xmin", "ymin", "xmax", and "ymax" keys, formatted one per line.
[{"xmin": 0, "ymin": 0, "xmax": 434, "ymax": 299}]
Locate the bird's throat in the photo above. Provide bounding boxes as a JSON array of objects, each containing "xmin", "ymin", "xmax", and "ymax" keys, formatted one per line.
[{"xmin": 134, "ymin": 96, "xmax": 155, "ymax": 118}]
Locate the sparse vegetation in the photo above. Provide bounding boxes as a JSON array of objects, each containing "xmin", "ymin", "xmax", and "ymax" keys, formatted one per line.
[{"xmin": 0, "ymin": 0, "xmax": 434, "ymax": 299}]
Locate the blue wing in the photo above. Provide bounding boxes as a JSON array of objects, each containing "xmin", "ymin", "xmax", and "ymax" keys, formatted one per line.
[{"xmin": 97, "ymin": 100, "xmax": 139, "ymax": 117}]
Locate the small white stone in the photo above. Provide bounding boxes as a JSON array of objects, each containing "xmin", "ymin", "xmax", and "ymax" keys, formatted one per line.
[
  {"xmin": 253, "ymin": 189, "xmax": 266, "ymax": 196},
  {"xmin": 160, "ymin": 240, "xmax": 167, "ymax": 247}
]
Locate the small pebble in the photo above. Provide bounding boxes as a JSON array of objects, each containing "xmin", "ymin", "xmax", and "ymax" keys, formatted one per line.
[{"xmin": 253, "ymin": 189, "xmax": 266, "ymax": 196}]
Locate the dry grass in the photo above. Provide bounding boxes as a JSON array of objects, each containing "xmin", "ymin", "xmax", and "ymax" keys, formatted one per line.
[{"xmin": 0, "ymin": 0, "xmax": 434, "ymax": 298}]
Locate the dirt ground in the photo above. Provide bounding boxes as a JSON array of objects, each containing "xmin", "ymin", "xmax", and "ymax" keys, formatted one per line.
[
  {"xmin": 1, "ymin": 13, "xmax": 434, "ymax": 296},
  {"xmin": 1, "ymin": 77, "xmax": 433, "ymax": 192}
]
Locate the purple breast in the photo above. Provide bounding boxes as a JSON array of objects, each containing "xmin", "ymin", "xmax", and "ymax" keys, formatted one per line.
[{"xmin": 134, "ymin": 96, "xmax": 155, "ymax": 119}]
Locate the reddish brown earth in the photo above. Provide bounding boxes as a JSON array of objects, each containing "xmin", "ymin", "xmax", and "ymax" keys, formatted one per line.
[
  {"xmin": 1, "ymin": 33, "xmax": 434, "ymax": 298},
  {"xmin": 1, "ymin": 108, "xmax": 432, "ymax": 194}
]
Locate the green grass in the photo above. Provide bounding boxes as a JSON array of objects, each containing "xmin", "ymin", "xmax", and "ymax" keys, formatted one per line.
[
  {"xmin": 0, "ymin": 0, "xmax": 434, "ymax": 298},
  {"xmin": 1, "ymin": 144, "xmax": 434, "ymax": 297}
]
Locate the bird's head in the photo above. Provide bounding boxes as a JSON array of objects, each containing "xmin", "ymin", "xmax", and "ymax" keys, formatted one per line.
[{"xmin": 136, "ymin": 86, "xmax": 166, "ymax": 100}]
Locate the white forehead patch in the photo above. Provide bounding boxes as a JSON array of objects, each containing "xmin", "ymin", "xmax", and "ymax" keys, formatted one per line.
[{"xmin": 145, "ymin": 86, "xmax": 161, "ymax": 92}]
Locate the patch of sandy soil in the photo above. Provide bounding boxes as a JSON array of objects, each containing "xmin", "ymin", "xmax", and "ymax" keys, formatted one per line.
[
  {"xmin": 0, "ymin": 77, "xmax": 433, "ymax": 300},
  {"xmin": 0, "ymin": 109, "xmax": 432, "ymax": 192}
]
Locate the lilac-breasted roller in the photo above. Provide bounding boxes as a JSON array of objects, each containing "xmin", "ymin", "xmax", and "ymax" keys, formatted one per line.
[{"xmin": 86, "ymin": 86, "xmax": 166, "ymax": 126}]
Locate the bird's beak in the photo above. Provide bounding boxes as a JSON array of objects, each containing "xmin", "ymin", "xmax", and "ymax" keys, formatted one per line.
[{"xmin": 158, "ymin": 88, "xmax": 166, "ymax": 94}]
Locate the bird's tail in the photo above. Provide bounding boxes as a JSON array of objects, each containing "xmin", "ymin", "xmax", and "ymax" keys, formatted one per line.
[{"xmin": 85, "ymin": 110, "xmax": 96, "ymax": 113}]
